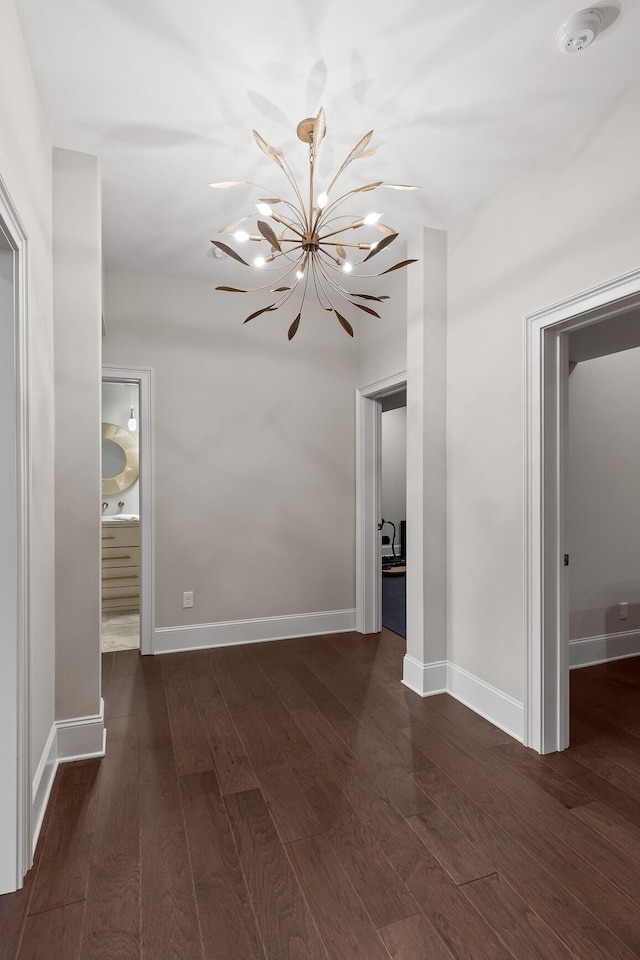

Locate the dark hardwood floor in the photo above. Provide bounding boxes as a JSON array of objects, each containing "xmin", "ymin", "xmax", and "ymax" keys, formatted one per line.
[{"xmin": 2, "ymin": 631, "xmax": 640, "ymax": 959}]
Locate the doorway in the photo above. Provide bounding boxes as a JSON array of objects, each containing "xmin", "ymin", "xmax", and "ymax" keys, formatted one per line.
[
  {"xmin": 102, "ymin": 366, "xmax": 154, "ymax": 656},
  {"xmin": 524, "ymin": 267, "xmax": 640, "ymax": 753},
  {"xmin": 355, "ymin": 371, "xmax": 407, "ymax": 635},
  {"xmin": 380, "ymin": 390, "xmax": 407, "ymax": 637},
  {"xmin": 0, "ymin": 182, "xmax": 30, "ymax": 893}
]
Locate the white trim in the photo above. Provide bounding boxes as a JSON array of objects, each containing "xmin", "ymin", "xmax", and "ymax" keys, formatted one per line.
[
  {"xmin": 446, "ymin": 663, "xmax": 524, "ymax": 743},
  {"xmin": 56, "ymin": 699, "xmax": 106, "ymax": 763},
  {"xmin": 0, "ymin": 174, "xmax": 31, "ymax": 889},
  {"xmin": 30, "ymin": 724, "xmax": 57, "ymax": 856},
  {"xmin": 30, "ymin": 703, "xmax": 107, "ymax": 858},
  {"xmin": 570, "ymin": 630, "xmax": 640, "ymax": 670},
  {"xmin": 355, "ymin": 372, "xmax": 407, "ymax": 635},
  {"xmin": 402, "ymin": 656, "xmax": 447, "ymax": 697},
  {"xmin": 154, "ymin": 609, "xmax": 356, "ymax": 654},
  {"xmin": 523, "ymin": 267, "xmax": 640, "ymax": 753},
  {"xmin": 102, "ymin": 366, "xmax": 154, "ymax": 655},
  {"xmin": 402, "ymin": 657, "xmax": 524, "ymax": 742}
]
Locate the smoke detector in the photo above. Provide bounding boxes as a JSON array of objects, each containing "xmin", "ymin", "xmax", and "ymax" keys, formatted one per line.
[{"xmin": 557, "ymin": 8, "xmax": 603, "ymax": 53}]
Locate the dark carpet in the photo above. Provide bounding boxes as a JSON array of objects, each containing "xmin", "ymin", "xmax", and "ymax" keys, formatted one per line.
[{"xmin": 382, "ymin": 571, "xmax": 406, "ymax": 638}]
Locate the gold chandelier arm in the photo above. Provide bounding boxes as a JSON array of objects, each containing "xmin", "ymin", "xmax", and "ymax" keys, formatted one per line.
[
  {"xmin": 310, "ymin": 257, "xmax": 336, "ymax": 313},
  {"xmin": 314, "ymin": 256, "xmax": 360, "ymax": 307},
  {"xmin": 324, "ymin": 129, "xmax": 374, "ymax": 197},
  {"xmin": 315, "ymin": 182, "xmax": 383, "ymax": 229}
]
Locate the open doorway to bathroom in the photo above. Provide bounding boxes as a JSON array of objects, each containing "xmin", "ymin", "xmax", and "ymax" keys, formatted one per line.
[{"xmin": 101, "ymin": 378, "xmax": 141, "ymax": 651}]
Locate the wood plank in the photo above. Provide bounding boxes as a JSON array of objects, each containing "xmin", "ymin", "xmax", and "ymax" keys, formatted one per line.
[
  {"xmin": 414, "ymin": 763, "xmax": 638, "ymax": 960},
  {"xmin": 106, "ymin": 654, "xmax": 139, "ymax": 721},
  {"xmin": 190, "ymin": 672, "xmax": 257, "ymax": 795},
  {"xmin": 80, "ymin": 714, "xmax": 139, "ymax": 960},
  {"xmin": 18, "ymin": 901, "xmax": 85, "ymax": 960},
  {"xmin": 249, "ymin": 643, "xmax": 317, "ymax": 713},
  {"xmin": 489, "ymin": 741, "xmax": 594, "ymax": 808},
  {"xmin": 225, "ymin": 788, "xmax": 328, "ymax": 960},
  {"xmin": 462, "ymin": 873, "xmax": 579, "ymax": 960},
  {"xmin": 29, "ymin": 760, "xmax": 101, "ymax": 915},
  {"xmin": 410, "ymin": 708, "xmax": 640, "ymax": 917},
  {"xmin": 163, "ymin": 675, "xmax": 213, "ymax": 777},
  {"xmin": 179, "ymin": 772, "xmax": 265, "ymax": 960},
  {"xmin": 406, "ymin": 795, "xmax": 496, "ymax": 885},
  {"xmin": 139, "ymin": 746, "xmax": 202, "ymax": 960},
  {"xmin": 137, "ymin": 655, "xmax": 173, "ymax": 752},
  {"xmin": 570, "ymin": 770, "xmax": 640, "ymax": 831},
  {"xmin": 286, "ymin": 833, "xmax": 392, "ymax": 960},
  {"xmin": 572, "ymin": 799, "xmax": 640, "ymax": 864},
  {"xmin": 247, "ymin": 673, "xmax": 419, "ymax": 928},
  {"xmin": 215, "ymin": 651, "xmax": 322, "ymax": 843},
  {"xmin": 378, "ymin": 912, "xmax": 456, "ymax": 960}
]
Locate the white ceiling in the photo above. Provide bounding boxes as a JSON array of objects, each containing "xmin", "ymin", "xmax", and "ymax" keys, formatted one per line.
[{"xmin": 15, "ymin": 0, "xmax": 640, "ymax": 284}]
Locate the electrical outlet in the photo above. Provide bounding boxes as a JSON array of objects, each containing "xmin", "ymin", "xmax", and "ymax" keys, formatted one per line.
[
  {"xmin": 620, "ymin": 601, "xmax": 628, "ymax": 621},
  {"xmin": 183, "ymin": 591, "xmax": 194, "ymax": 609}
]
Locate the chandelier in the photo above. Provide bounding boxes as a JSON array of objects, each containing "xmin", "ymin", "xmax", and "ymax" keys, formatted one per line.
[{"xmin": 209, "ymin": 108, "xmax": 418, "ymax": 339}]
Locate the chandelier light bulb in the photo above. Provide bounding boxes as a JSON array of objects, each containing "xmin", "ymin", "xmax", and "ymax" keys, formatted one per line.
[
  {"xmin": 128, "ymin": 407, "xmax": 137, "ymax": 431},
  {"xmin": 210, "ymin": 107, "xmax": 419, "ymax": 339}
]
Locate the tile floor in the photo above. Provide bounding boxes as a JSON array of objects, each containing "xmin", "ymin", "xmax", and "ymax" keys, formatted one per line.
[{"xmin": 101, "ymin": 611, "xmax": 140, "ymax": 652}]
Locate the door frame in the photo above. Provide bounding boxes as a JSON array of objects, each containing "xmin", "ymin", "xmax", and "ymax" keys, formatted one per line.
[
  {"xmin": 355, "ymin": 370, "xmax": 407, "ymax": 634},
  {"xmin": 102, "ymin": 366, "xmax": 155, "ymax": 655},
  {"xmin": 523, "ymin": 266, "xmax": 640, "ymax": 753},
  {"xmin": 0, "ymin": 174, "xmax": 31, "ymax": 890}
]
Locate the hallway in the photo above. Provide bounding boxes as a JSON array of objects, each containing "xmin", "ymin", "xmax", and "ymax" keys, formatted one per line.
[{"xmin": 1, "ymin": 634, "xmax": 640, "ymax": 959}]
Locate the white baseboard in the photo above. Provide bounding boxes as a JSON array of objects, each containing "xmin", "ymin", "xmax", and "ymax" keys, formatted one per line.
[
  {"xmin": 154, "ymin": 608, "xmax": 357, "ymax": 655},
  {"xmin": 56, "ymin": 698, "xmax": 106, "ymax": 763},
  {"xmin": 31, "ymin": 723, "xmax": 57, "ymax": 856},
  {"xmin": 446, "ymin": 663, "xmax": 524, "ymax": 743},
  {"xmin": 402, "ymin": 656, "xmax": 447, "ymax": 696},
  {"xmin": 30, "ymin": 699, "xmax": 106, "ymax": 858},
  {"xmin": 570, "ymin": 629, "xmax": 640, "ymax": 670},
  {"xmin": 402, "ymin": 657, "xmax": 524, "ymax": 743}
]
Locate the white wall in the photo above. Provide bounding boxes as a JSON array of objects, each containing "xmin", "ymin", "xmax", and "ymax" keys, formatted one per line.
[
  {"xmin": 355, "ymin": 256, "xmax": 408, "ymax": 388},
  {"xmin": 447, "ymin": 78, "xmax": 640, "ymax": 702},
  {"xmin": 53, "ymin": 147, "xmax": 102, "ymax": 722},
  {"xmin": 568, "ymin": 348, "xmax": 640, "ymax": 640},
  {"xmin": 0, "ymin": 0, "xmax": 55, "ymax": 786},
  {"xmin": 101, "ymin": 380, "xmax": 140, "ymax": 516},
  {"xmin": 104, "ymin": 270, "xmax": 358, "ymax": 630},
  {"xmin": 381, "ymin": 406, "xmax": 406, "ymax": 553}
]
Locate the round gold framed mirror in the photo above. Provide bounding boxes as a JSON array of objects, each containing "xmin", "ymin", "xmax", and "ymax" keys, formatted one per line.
[{"xmin": 102, "ymin": 422, "xmax": 139, "ymax": 494}]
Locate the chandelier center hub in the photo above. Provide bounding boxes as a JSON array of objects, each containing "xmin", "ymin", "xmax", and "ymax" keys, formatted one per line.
[{"xmin": 302, "ymin": 231, "xmax": 320, "ymax": 252}]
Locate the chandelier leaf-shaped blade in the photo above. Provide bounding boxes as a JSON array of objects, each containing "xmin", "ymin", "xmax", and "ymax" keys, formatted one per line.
[
  {"xmin": 287, "ymin": 313, "xmax": 301, "ymax": 340},
  {"xmin": 243, "ymin": 305, "xmax": 277, "ymax": 324},
  {"xmin": 362, "ymin": 232, "xmax": 398, "ymax": 262},
  {"xmin": 378, "ymin": 258, "xmax": 419, "ymax": 275},
  {"xmin": 257, "ymin": 220, "xmax": 282, "ymax": 252},
  {"xmin": 211, "ymin": 241, "xmax": 251, "ymax": 266},
  {"xmin": 334, "ymin": 311, "xmax": 354, "ymax": 337}
]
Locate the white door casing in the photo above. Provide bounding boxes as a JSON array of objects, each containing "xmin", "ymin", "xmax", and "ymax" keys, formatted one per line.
[
  {"xmin": 0, "ymin": 175, "xmax": 31, "ymax": 892},
  {"xmin": 523, "ymin": 267, "xmax": 640, "ymax": 753}
]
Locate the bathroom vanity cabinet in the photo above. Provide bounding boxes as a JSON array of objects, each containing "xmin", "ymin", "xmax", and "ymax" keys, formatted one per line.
[{"xmin": 101, "ymin": 519, "xmax": 140, "ymax": 612}]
